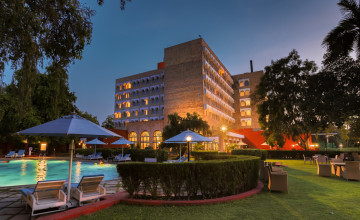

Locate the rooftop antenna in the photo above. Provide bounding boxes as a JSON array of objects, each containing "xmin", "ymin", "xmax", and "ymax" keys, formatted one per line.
[{"xmin": 250, "ymin": 60, "xmax": 254, "ymax": 73}]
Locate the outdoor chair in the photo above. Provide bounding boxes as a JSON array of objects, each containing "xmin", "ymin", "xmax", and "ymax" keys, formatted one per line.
[
  {"xmin": 266, "ymin": 165, "xmax": 288, "ymax": 192},
  {"xmin": 20, "ymin": 179, "xmax": 66, "ymax": 216},
  {"xmin": 114, "ymin": 154, "xmax": 131, "ymax": 162},
  {"xmin": 75, "ymin": 153, "xmax": 84, "ymax": 159},
  {"xmin": 5, "ymin": 151, "xmax": 16, "ymax": 158},
  {"xmin": 15, "ymin": 149, "xmax": 25, "ymax": 158},
  {"xmin": 316, "ymin": 159, "xmax": 331, "ymax": 177},
  {"xmin": 339, "ymin": 153, "xmax": 345, "ymax": 160},
  {"xmin": 70, "ymin": 175, "xmax": 106, "ymax": 206},
  {"xmin": 164, "ymin": 156, "xmax": 185, "ymax": 163},
  {"xmin": 351, "ymin": 152, "xmax": 360, "ymax": 161},
  {"xmin": 316, "ymin": 155, "xmax": 327, "ymax": 164},
  {"xmin": 89, "ymin": 152, "xmax": 103, "ymax": 160},
  {"xmin": 84, "ymin": 152, "xmax": 96, "ymax": 159},
  {"xmin": 342, "ymin": 161, "xmax": 360, "ymax": 181},
  {"xmin": 269, "ymin": 163, "xmax": 284, "ymax": 172},
  {"xmin": 303, "ymin": 154, "xmax": 311, "ymax": 164}
]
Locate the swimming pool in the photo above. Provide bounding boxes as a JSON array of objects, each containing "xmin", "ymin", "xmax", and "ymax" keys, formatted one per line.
[{"xmin": 0, "ymin": 159, "xmax": 118, "ymax": 187}]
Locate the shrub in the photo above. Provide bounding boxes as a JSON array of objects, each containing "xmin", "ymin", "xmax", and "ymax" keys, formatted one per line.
[
  {"xmin": 192, "ymin": 150, "xmax": 219, "ymax": 160},
  {"xmin": 266, "ymin": 150, "xmax": 360, "ymax": 159},
  {"xmin": 231, "ymin": 149, "xmax": 267, "ymax": 160},
  {"xmin": 75, "ymin": 148, "xmax": 168, "ymax": 162},
  {"xmin": 117, "ymin": 155, "xmax": 260, "ymax": 200}
]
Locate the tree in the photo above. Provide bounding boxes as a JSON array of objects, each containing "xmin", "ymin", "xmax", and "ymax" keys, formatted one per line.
[
  {"xmin": 102, "ymin": 115, "xmax": 115, "ymax": 129},
  {"xmin": 76, "ymin": 110, "xmax": 99, "ymax": 125},
  {"xmin": 162, "ymin": 112, "xmax": 211, "ymax": 141},
  {"xmin": 253, "ymin": 50, "xmax": 318, "ymax": 149},
  {"xmin": 322, "ymin": 0, "xmax": 360, "ymax": 63}
]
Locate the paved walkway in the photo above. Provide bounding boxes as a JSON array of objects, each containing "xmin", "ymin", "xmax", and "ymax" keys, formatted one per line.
[{"xmin": 0, "ymin": 179, "xmax": 122, "ymax": 220}]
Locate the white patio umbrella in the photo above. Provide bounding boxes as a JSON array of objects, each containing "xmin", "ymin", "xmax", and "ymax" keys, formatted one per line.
[
  {"xmin": 110, "ymin": 138, "xmax": 134, "ymax": 157},
  {"xmin": 238, "ymin": 140, "xmax": 247, "ymax": 146},
  {"xmin": 16, "ymin": 113, "xmax": 120, "ymax": 203},
  {"xmin": 85, "ymin": 138, "xmax": 106, "ymax": 153},
  {"xmin": 164, "ymin": 130, "xmax": 213, "ymax": 161}
]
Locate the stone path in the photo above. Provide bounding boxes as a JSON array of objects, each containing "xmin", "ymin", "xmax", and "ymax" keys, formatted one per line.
[{"xmin": 0, "ymin": 179, "xmax": 122, "ymax": 220}]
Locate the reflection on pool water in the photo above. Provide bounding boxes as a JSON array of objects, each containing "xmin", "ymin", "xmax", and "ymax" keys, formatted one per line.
[{"xmin": 0, "ymin": 160, "xmax": 118, "ymax": 187}]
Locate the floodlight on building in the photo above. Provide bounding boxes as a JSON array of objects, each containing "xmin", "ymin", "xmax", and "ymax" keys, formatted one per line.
[{"xmin": 221, "ymin": 126, "xmax": 227, "ymax": 132}]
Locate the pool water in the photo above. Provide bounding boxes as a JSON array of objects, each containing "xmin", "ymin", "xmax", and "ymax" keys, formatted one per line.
[{"xmin": 0, "ymin": 160, "xmax": 118, "ymax": 187}]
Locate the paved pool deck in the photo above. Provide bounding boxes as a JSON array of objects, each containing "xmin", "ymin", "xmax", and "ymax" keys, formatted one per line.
[{"xmin": 0, "ymin": 178, "xmax": 122, "ymax": 220}]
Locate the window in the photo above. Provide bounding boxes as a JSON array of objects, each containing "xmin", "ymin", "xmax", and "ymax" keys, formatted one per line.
[
  {"xmin": 241, "ymin": 101, "xmax": 246, "ymax": 107},
  {"xmin": 126, "ymin": 82, "xmax": 132, "ymax": 89},
  {"xmin": 241, "ymin": 110, "xmax": 246, "ymax": 116},
  {"xmin": 245, "ymin": 90, "xmax": 250, "ymax": 96},
  {"xmin": 126, "ymin": 102, "xmax": 131, "ymax": 108},
  {"xmin": 114, "ymin": 112, "xmax": 118, "ymax": 118},
  {"xmin": 145, "ymin": 109, "xmax": 148, "ymax": 115},
  {"xmin": 141, "ymin": 131, "xmax": 150, "ymax": 149},
  {"xmin": 129, "ymin": 132, "xmax": 137, "ymax": 144},
  {"xmin": 239, "ymin": 81, "xmax": 244, "ymax": 87},
  {"xmin": 126, "ymin": 111, "xmax": 130, "ymax": 117},
  {"xmin": 244, "ymin": 80, "xmax": 249, "ymax": 86},
  {"xmin": 153, "ymin": 131, "xmax": 162, "ymax": 149},
  {"xmin": 126, "ymin": 93, "xmax": 129, "ymax": 98},
  {"xmin": 246, "ymin": 109, "xmax": 251, "ymax": 116},
  {"xmin": 241, "ymin": 120, "xmax": 246, "ymax": 126},
  {"xmin": 145, "ymin": 98, "xmax": 148, "ymax": 105},
  {"xmin": 135, "ymin": 110, "xmax": 138, "ymax": 116},
  {"xmin": 246, "ymin": 119, "xmax": 252, "ymax": 126},
  {"xmin": 246, "ymin": 99, "xmax": 251, "ymax": 106},
  {"xmin": 240, "ymin": 91, "xmax": 245, "ymax": 97},
  {"xmin": 118, "ymin": 103, "xmax": 121, "ymax": 109}
]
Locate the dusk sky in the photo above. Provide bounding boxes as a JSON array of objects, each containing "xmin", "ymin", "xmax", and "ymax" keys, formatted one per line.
[{"xmin": 3, "ymin": 0, "xmax": 342, "ymax": 123}]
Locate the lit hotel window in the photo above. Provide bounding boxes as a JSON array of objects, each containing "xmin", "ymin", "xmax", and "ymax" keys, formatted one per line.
[
  {"xmin": 118, "ymin": 103, "xmax": 121, "ymax": 109},
  {"xmin": 126, "ymin": 102, "xmax": 131, "ymax": 108},
  {"xmin": 246, "ymin": 109, "xmax": 251, "ymax": 116},
  {"xmin": 241, "ymin": 101, "xmax": 246, "ymax": 107},
  {"xmin": 145, "ymin": 109, "xmax": 148, "ymax": 115},
  {"xmin": 241, "ymin": 110, "xmax": 246, "ymax": 116},
  {"xmin": 246, "ymin": 99, "xmax": 251, "ymax": 106},
  {"xmin": 241, "ymin": 120, "xmax": 246, "ymax": 126},
  {"xmin": 247, "ymin": 119, "xmax": 252, "ymax": 126},
  {"xmin": 240, "ymin": 91, "xmax": 245, "ymax": 97},
  {"xmin": 126, "ymin": 93, "xmax": 129, "ymax": 98},
  {"xmin": 145, "ymin": 98, "xmax": 148, "ymax": 105},
  {"xmin": 126, "ymin": 82, "xmax": 132, "ymax": 89},
  {"xmin": 135, "ymin": 110, "xmax": 138, "ymax": 116},
  {"xmin": 140, "ymin": 131, "xmax": 150, "ymax": 149},
  {"xmin": 126, "ymin": 111, "xmax": 130, "ymax": 117},
  {"xmin": 129, "ymin": 132, "xmax": 137, "ymax": 143},
  {"xmin": 245, "ymin": 90, "xmax": 250, "ymax": 96},
  {"xmin": 239, "ymin": 81, "xmax": 244, "ymax": 87},
  {"xmin": 114, "ymin": 113, "xmax": 118, "ymax": 118}
]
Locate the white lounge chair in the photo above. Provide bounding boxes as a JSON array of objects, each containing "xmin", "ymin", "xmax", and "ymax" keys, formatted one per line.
[
  {"xmin": 70, "ymin": 175, "xmax": 106, "ymax": 206},
  {"xmin": 164, "ymin": 156, "xmax": 185, "ymax": 163},
  {"xmin": 89, "ymin": 152, "xmax": 103, "ymax": 160},
  {"xmin": 15, "ymin": 149, "xmax": 25, "ymax": 158},
  {"xmin": 84, "ymin": 152, "xmax": 96, "ymax": 159},
  {"xmin": 5, "ymin": 151, "xmax": 16, "ymax": 158},
  {"xmin": 114, "ymin": 154, "xmax": 131, "ymax": 162},
  {"xmin": 20, "ymin": 180, "xmax": 66, "ymax": 216},
  {"xmin": 75, "ymin": 153, "xmax": 84, "ymax": 159}
]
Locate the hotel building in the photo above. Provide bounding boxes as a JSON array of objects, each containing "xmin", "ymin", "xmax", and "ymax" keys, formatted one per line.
[{"xmin": 114, "ymin": 38, "xmax": 263, "ymax": 150}]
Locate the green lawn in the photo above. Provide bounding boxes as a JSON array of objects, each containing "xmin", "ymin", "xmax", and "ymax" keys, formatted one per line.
[{"xmin": 79, "ymin": 160, "xmax": 360, "ymax": 220}]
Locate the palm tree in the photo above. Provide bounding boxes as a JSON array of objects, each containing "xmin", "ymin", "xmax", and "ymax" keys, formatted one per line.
[{"xmin": 322, "ymin": 0, "xmax": 360, "ymax": 62}]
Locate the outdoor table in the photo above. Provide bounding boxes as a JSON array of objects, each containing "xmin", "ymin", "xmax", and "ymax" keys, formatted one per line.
[{"xmin": 330, "ymin": 162, "xmax": 346, "ymax": 177}]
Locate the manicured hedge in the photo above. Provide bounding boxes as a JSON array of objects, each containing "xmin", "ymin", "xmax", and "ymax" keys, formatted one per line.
[
  {"xmin": 75, "ymin": 148, "xmax": 168, "ymax": 162},
  {"xmin": 231, "ymin": 149, "xmax": 267, "ymax": 160},
  {"xmin": 192, "ymin": 150, "xmax": 219, "ymax": 160},
  {"xmin": 266, "ymin": 150, "xmax": 360, "ymax": 159},
  {"xmin": 117, "ymin": 155, "xmax": 260, "ymax": 200}
]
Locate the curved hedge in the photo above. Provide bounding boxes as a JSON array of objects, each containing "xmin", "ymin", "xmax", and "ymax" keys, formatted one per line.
[
  {"xmin": 231, "ymin": 149, "xmax": 267, "ymax": 160},
  {"xmin": 75, "ymin": 148, "xmax": 168, "ymax": 162},
  {"xmin": 117, "ymin": 155, "xmax": 260, "ymax": 200}
]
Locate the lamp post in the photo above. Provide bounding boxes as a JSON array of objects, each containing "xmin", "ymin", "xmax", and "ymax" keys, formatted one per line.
[
  {"xmin": 221, "ymin": 126, "xmax": 227, "ymax": 152},
  {"xmin": 186, "ymin": 136, "xmax": 192, "ymax": 162}
]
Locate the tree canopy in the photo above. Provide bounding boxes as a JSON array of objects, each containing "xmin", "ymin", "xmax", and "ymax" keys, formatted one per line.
[{"xmin": 102, "ymin": 114, "xmax": 115, "ymax": 129}]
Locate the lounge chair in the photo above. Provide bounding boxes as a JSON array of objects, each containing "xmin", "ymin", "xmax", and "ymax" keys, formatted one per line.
[
  {"xmin": 342, "ymin": 161, "xmax": 360, "ymax": 181},
  {"xmin": 75, "ymin": 153, "xmax": 84, "ymax": 159},
  {"xmin": 20, "ymin": 180, "xmax": 66, "ymax": 216},
  {"xmin": 114, "ymin": 154, "xmax": 131, "ymax": 162},
  {"xmin": 164, "ymin": 156, "xmax": 185, "ymax": 163},
  {"xmin": 316, "ymin": 159, "xmax": 331, "ymax": 177},
  {"xmin": 144, "ymin": 158, "xmax": 157, "ymax": 162},
  {"xmin": 303, "ymin": 154, "xmax": 311, "ymax": 164},
  {"xmin": 5, "ymin": 151, "xmax": 16, "ymax": 158},
  {"xmin": 89, "ymin": 152, "xmax": 103, "ymax": 160},
  {"xmin": 70, "ymin": 175, "xmax": 106, "ymax": 206},
  {"xmin": 266, "ymin": 164, "xmax": 288, "ymax": 192},
  {"xmin": 15, "ymin": 149, "xmax": 25, "ymax": 158},
  {"xmin": 84, "ymin": 152, "xmax": 96, "ymax": 160}
]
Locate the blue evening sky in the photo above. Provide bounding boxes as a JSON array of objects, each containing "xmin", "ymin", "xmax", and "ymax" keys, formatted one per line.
[{"xmin": 3, "ymin": 0, "xmax": 342, "ymax": 124}]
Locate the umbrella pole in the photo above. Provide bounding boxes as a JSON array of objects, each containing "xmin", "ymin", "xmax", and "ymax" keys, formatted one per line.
[
  {"xmin": 67, "ymin": 139, "xmax": 74, "ymax": 203},
  {"xmin": 122, "ymin": 145, "xmax": 124, "ymax": 158}
]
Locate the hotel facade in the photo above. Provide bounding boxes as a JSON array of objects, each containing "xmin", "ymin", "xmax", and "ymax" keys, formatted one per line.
[{"xmin": 114, "ymin": 39, "xmax": 263, "ymax": 150}]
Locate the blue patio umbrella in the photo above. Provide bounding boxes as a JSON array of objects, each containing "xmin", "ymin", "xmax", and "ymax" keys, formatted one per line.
[
  {"xmin": 111, "ymin": 138, "xmax": 134, "ymax": 157},
  {"xmin": 164, "ymin": 130, "xmax": 213, "ymax": 161},
  {"xmin": 85, "ymin": 138, "xmax": 107, "ymax": 153},
  {"xmin": 16, "ymin": 114, "xmax": 121, "ymax": 203}
]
